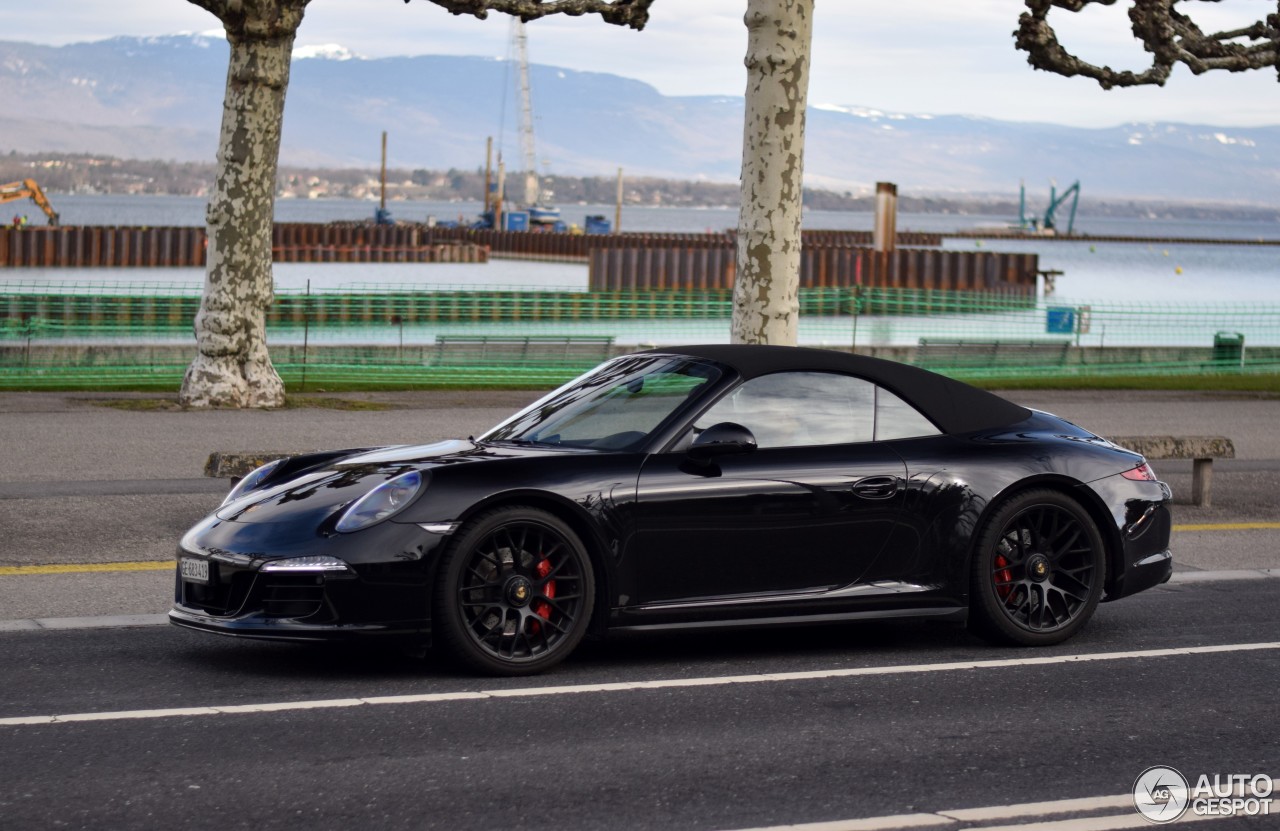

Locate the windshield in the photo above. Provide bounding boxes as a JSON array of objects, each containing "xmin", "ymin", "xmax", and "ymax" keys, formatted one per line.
[{"xmin": 480, "ymin": 355, "xmax": 722, "ymax": 451}]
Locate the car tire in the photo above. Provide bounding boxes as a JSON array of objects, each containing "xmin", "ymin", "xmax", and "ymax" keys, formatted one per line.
[
  {"xmin": 434, "ymin": 506, "xmax": 595, "ymax": 676},
  {"xmin": 969, "ymin": 488, "xmax": 1106, "ymax": 646}
]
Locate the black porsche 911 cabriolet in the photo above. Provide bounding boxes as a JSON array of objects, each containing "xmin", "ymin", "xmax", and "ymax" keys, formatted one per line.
[{"xmin": 171, "ymin": 345, "xmax": 1173, "ymax": 675}]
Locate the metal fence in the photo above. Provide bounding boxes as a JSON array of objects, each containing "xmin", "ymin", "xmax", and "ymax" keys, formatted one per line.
[{"xmin": 2, "ymin": 281, "xmax": 1277, "ymax": 390}]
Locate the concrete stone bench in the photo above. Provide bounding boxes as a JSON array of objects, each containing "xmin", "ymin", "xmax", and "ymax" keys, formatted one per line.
[
  {"xmin": 432, "ymin": 334, "xmax": 615, "ymax": 367},
  {"xmin": 1109, "ymin": 436, "xmax": 1235, "ymax": 507},
  {"xmin": 916, "ymin": 339, "xmax": 1072, "ymax": 370},
  {"xmin": 204, "ymin": 452, "xmax": 300, "ymax": 485}
]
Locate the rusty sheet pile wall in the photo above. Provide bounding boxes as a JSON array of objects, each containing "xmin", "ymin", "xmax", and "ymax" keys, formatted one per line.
[
  {"xmin": 0, "ymin": 226, "xmax": 207, "ymax": 268},
  {"xmin": 0, "ymin": 226, "xmax": 488, "ymax": 267},
  {"xmin": 425, "ymin": 228, "xmax": 944, "ymax": 260},
  {"xmin": 0, "ymin": 224, "xmax": 949, "ymax": 270},
  {"xmin": 589, "ymin": 247, "xmax": 1038, "ymax": 295}
]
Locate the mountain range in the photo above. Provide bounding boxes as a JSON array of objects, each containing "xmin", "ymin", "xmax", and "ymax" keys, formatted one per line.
[{"xmin": 2, "ymin": 34, "xmax": 1278, "ymax": 205}]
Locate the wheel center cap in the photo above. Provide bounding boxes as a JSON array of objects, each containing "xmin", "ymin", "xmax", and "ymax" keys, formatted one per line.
[
  {"xmin": 505, "ymin": 576, "xmax": 533, "ymax": 607},
  {"xmin": 1028, "ymin": 554, "xmax": 1051, "ymax": 583}
]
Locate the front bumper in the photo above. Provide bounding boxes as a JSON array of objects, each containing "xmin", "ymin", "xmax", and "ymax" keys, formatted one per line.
[
  {"xmin": 170, "ymin": 517, "xmax": 451, "ymax": 642},
  {"xmin": 168, "ymin": 603, "xmax": 429, "ymax": 642}
]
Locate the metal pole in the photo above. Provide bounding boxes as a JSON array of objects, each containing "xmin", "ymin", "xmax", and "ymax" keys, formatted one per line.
[
  {"xmin": 614, "ymin": 167, "xmax": 623, "ymax": 233},
  {"xmin": 850, "ymin": 286, "xmax": 860, "ymax": 351},
  {"xmin": 872, "ymin": 182, "xmax": 897, "ymax": 253},
  {"xmin": 379, "ymin": 131, "xmax": 388, "ymax": 216},
  {"xmin": 301, "ymin": 279, "xmax": 310, "ymax": 393},
  {"xmin": 495, "ymin": 161, "xmax": 505, "ymax": 230},
  {"xmin": 483, "ymin": 137, "xmax": 493, "ymax": 215}
]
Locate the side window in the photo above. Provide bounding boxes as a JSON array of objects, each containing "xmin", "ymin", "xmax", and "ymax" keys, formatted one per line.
[
  {"xmin": 693, "ymin": 372, "xmax": 875, "ymax": 449},
  {"xmin": 875, "ymin": 387, "xmax": 941, "ymax": 440}
]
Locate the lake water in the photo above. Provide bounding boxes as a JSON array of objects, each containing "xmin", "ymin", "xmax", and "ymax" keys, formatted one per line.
[
  {"xmin": 5, "ymin": 194, "xmax": 1278, "ymax": 347},
  {"xmin": 9, "ymin": 194, "xmax": 1275, "ymax": 303}
]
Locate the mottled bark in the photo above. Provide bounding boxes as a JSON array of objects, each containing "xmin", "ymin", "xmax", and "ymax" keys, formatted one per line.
[
  {"xmin": 1016, "ymin": 0, "xmax": 1279, "ymax": 88},
  {"xmin": 732, "ymin": 0, "xmax": 813, "ymax": 346},
  {"xmin": 182, "ymin": 0, "xmax": 653, "ymax": 407},
  {"xmin": 181, "ymin": 1, "xmax": 310, "ymax": 408}
]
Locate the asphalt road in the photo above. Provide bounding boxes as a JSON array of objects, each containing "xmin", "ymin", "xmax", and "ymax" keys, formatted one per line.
[
  {"xmin": 0, "ymin": 388, "xmax": 1276, "ymax": 830},
  {"xmin": 0, "ymin": 578, "xmax": 1277, "ymax": 830}
]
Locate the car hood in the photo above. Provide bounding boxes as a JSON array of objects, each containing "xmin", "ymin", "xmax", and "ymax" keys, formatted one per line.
[{"xmin": 213, "ymin": 439, "xmax": 526, "ymax": 526}]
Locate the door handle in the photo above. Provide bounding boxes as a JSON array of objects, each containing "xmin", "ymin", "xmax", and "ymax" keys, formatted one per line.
[{"xmin": 851, "ymin": 475, "xmax": 900, "ymax": 500}]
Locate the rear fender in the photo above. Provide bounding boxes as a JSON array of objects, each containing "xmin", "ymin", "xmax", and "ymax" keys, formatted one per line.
[{"xmin": 968, "ymin": 474, "xmax": 1125, "ymax": 599}]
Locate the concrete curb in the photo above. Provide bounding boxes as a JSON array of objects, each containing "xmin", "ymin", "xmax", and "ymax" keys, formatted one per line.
[
  {"xmin": 0, "ymin": 614, "xmax": 169, "ymax": 633},
  {"xmin": 1169, "ymin": 568, "xmax": 1279, "ymax": 583}
]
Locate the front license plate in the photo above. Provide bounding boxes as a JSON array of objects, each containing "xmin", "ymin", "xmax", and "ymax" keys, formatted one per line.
[{"xmin": 179, "ymin": 557, "xmax": 210, "ymax": 585}]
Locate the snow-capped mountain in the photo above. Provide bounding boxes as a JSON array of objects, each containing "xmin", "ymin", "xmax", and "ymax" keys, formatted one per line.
[{"xmin": 1, "ymin": 34, "xmax": 1277, "ymax": 203}]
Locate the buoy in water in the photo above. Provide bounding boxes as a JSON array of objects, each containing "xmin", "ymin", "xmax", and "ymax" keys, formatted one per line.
[{"xmin": 1175, "ymin": 266, "xmax": 1183, "ymax": 274}]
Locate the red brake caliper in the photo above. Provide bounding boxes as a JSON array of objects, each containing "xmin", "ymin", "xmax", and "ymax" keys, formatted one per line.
[
  {"xmin": 530, "ymin": 558, "xmax": 556, "ymax": 634},
  {"xmin": 994, "ymin": 554, "xmax": 1013, "ymax": 600}
]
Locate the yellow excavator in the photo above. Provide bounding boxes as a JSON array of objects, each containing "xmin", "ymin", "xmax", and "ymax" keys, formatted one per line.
[{"xmin": 0, "ymin": 179, "xmax": 60, "ymax": 225}]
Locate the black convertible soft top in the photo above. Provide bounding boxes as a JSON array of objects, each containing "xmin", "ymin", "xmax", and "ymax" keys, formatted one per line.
[{"xmin": 646, "ymin": 344, "xmax": 1032, "ymax": 436}]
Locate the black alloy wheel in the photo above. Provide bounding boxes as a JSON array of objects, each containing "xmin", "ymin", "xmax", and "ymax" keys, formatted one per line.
[
  {"xmin": 435, "ymin": 506, "xmax": 595, "ymax": 675},
  {"xmin": 970, "ymin": 489, "xmax": 1105, "ymax": 646}
]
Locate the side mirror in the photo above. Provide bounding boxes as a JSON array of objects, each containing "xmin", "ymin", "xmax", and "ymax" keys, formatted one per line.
[{"xmin": 688, "ymin": 422, "xmax": 757, "ymax": 462}]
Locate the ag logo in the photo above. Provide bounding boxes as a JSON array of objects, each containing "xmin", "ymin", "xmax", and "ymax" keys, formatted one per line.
[{"xmin": 1134, "ymin": 766, "xmax": 1190, "ymax": 823}]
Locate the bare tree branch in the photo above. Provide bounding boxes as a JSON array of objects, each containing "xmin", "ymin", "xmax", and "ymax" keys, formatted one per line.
[
  {"xmin": 186, "ymin": 0, "xmax": 232, "ymax": 18},
  {"xmin": 411, "ymin": 0, "xmax": 654, "ymax": 29},
  {"xmin": 1015, "ymin": 0, "xmax": 1279, "ymax": 88},
  {"xmin": 186, "ymin": 0, "xmax": 314, "ymax": 39}
]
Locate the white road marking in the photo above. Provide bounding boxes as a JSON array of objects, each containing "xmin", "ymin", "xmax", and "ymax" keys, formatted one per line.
[
  {"xmin": 725, "ymin": 785, "xmax": 1256, "ymax": 830},
  {"xmin": 971, "ymin": 811, "xmax": 1217, "ymax": 830},
  {"xmin": 2, "ymin": 641, "xmax": 1278, "ymax": 727},
  {"xmin": 725, "ymin": 815, "xmax": 953, "ymax": 830},
  {"xmin": 938, "ymin": 795, "xmax": 1132, "ymax": 821}
]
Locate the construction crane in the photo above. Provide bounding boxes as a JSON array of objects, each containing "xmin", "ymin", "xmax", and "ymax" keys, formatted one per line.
[
  {"xmin": 0, "ymin": 179, "xmax": 60, "ymax": 225},
  {"xmin": 512, "ymin": 20, "xmax": 559, "ymax": 225},
  {"xmin": 1043, "ymin": 180, "xmax": 1080, "ymax": 235},
  {"xmin": 514, "ymin": 20, "xmax": 539, "ymax": 209},
  {"xmin": 1016, "ymin": 179, "xmax": 1080, "ymax": 235}
]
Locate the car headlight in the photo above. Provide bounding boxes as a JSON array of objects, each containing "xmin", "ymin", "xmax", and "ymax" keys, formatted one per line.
[
  {"xmin": 335, "ymin": 470, "xmax": 423, "ymax": 533},
  {"xmin": 221, "ymin": 459, "xmax": 284, "ymax": 507}
]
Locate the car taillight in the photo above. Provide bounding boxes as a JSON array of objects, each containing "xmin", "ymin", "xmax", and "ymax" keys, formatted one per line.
[{"xmin": 1121, "ymin": 462, "xmax": 1157, "ymax": 481}]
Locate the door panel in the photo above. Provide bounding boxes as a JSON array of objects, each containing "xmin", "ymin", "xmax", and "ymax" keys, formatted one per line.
[{"xmin": 627, "ymin": 444, "xmax": 907, "ymax": 606}]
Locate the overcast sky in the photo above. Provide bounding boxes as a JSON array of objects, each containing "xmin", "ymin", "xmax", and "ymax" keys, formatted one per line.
[{"xmin": 8, "ymin": 1, "xmax": 1277, "ymax": 127}]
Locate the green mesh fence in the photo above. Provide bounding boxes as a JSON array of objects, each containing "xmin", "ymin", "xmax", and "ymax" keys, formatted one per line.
[{"xmin": 2, "ymin": 282, "xmax": 1277, "ymax": 390}]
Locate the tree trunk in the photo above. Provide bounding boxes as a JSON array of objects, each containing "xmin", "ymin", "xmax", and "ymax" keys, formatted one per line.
[
  {"xmin": 732, "ymin": 0, "xmax": 814, "ymax": 346},
  {"xmin": 180, "ymin": 2, "xmax": 307, "ymax": 408}
]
